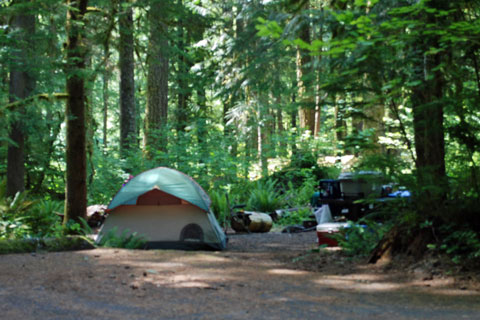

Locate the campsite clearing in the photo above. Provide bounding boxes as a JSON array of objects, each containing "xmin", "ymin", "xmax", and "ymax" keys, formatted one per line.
[{"xmin": 1, "ymin": 232, "xmax": 479, "ymax": 320}]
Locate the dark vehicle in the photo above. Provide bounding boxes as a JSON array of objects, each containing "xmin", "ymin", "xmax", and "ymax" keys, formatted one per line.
[{"xmin": 312, "ymin": 172, "xmax": 383, "ymax": 220}]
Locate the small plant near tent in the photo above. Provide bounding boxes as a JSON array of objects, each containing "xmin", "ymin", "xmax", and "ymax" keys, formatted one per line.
[
  {"xmin": 210, "ymin": 190, "xmax": 229, "ymax": 227},
  {"xmin": 98, "ymin": 227, "xmax": 147, "ymax": 249}
]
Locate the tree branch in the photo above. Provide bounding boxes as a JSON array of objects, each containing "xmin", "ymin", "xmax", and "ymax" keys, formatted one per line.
[{"xmin": 2, "ymin": 93, "xmax": 69, "ymax": 110}]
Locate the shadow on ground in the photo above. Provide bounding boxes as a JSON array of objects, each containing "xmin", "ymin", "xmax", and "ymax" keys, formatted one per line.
[{"xmin": 0, "ymin": 232, "xmax": 479, "ymax": 320}]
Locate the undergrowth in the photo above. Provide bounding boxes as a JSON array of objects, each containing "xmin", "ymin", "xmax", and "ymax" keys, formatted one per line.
[{"xmin": 98, "ymin": 227, "xmax": 147, "ymax": 249}]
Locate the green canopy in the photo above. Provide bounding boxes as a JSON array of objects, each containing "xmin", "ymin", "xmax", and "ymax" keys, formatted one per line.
[{"xmin": 108, "ymin": 167, "xmax": 211, "ymax": 211}]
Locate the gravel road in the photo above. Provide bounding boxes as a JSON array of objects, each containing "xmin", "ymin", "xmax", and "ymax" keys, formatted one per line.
[{"xmin": 0, "ymin": 231, "xmax": 479, "ymax": 319}]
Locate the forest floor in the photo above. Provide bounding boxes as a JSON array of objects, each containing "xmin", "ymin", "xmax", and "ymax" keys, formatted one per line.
[{"xmin": 1, "ymin": 231, "xmax": 479, "ymax": 320}]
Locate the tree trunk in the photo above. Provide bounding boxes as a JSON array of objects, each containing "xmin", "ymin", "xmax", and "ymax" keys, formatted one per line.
[
  {"xmin": 296, "ymin": 1, "xmax": 315, "ymax": 134},
  {"xmin": 102, "ymin": 41, "xmax": 109, "ymax": 149},
  {"xmin": 119, "ymin": 0, "xmax": 137, "ymax": 153},
  {"xmin": 6, "ymin": 0, "xmax": 35, "ymax": 198},
  {"xmin": 64, "ymin": 0, "xmax": 88, "ymax": 224},
  {"xmin": 334, "ymin": 98, "xmax": 347, "ymax": 142},
  {"xmin": 258, "ymin": 95, "xmax": 268, "ymax": 177},
  {"xmin": 175, "ymin": 1, "xmax": 190, "ymax": 133},
  {"xmin": 411, "ymin": 1, "xmax": 447, "ymax": 206},
  {"xmin": 144, "ymin": 0, "xmax": 169, "ymax": 157},
  {"xmin": 290, "ymin": 83, "xmax": 298, "ymax": 156}
]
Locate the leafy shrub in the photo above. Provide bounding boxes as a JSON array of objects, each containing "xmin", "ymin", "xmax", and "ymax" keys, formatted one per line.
[
  {"xmin": 0, "ymin": 189, "xmax": 36, "ymax": 219},
  {"xmin": 210, "ymin": 190, "xmax": 229, "ymax": 227},
  {"xmin": 98, "ymin": 227, "xmax": 147, "ymax": 249},
  {"xmin": 0, "ymin": 217, "xmax": 31, "ymax": 239},
  {"xmin": 26, "ymin": 199, "xmax": 63, "ymax": 237},
  {"xmin": 270, "ymin": 164, "xmax": 339, "ymax": 191},
  {"xmin": 0, "ymin": 180, "xmax": 36, "ymax": 239},
  {"xmin": 331, "ymin": 220, "xmax": 389, "ymax": 257},
  {"xmin": 428, "ymin": 224, "xmax": 480, "ymax": 264},
  {"xmin": 275, "ymin": 207, "xmax": 312, "ymax": 226},
  {"xmin": 88, "ymin": 147, "xmax": 129, "ymax": 204},
  {"xmin": 247, "ymin": 179, "xmax": 284, "ymax": 212},
  {"xmin": 283, "ymin": 173, "xmax": 317, "ymax": 207}
]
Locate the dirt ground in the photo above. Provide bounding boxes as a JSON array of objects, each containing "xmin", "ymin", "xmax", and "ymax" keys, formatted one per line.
[{"xmin": 1, "ymin": 231, "xmax": 479, "ymax": 320}]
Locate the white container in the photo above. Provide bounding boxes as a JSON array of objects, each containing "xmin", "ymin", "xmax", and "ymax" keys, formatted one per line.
[
  {"xmin": 316, "ymin": 222, "xmax": 349, "ymax": 233},
  {"xmin": 338, "ymin": 171, "xmax": 382, "ymax": 197}
]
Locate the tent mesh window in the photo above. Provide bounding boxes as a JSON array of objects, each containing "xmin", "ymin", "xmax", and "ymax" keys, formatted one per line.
[{"xmin": 180, "ymin": 224, "xmax": 204, "ymax": 242}]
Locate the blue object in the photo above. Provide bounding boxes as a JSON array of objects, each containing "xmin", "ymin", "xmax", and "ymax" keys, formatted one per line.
[{"xmin": 388, "ymin": 190, "xmax": 411, "ymax": 198}]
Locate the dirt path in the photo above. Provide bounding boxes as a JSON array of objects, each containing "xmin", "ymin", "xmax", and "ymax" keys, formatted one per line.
[{"xmin": 1, "ymin": 232, "xmax": 479, "ymax": 319}]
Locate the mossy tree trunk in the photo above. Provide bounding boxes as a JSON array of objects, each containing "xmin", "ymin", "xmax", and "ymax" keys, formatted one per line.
[
  {"xmin": 64, "ymin": 0, "xmax": 89, "ymax": 224},
  {"xmin": 6, "ymin": 0, "xmax": 35, "ymax": 198},
  {"xmin": 410, "ymin": 0, "xmax": 448, "ymax": 211}
]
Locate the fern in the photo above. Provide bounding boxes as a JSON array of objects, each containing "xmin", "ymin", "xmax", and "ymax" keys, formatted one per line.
[{"xmin": 247, "ymin": 179, "xmax": 284, "ymax": 212}]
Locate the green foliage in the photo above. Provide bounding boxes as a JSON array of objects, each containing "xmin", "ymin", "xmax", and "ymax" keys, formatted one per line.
[
  {"xmin": 0, "ymin": 0, "xmax": 479, "ymax": 273},
  {"xmin": 26, "ymin": 199, "xmax": 63, "ymax": 237},
  {"xmin": 88, "ymin": 147, "xmax": 131, "ymax": 205},
  {"xmin": 0, "ymin": 190, "xmax": 36, "ymax": 219},
  {"xmin": 283, "ymin": 172, "xmax": 317, "ymax": 207},
  {"xmin": 0, "ymin": 216, "xmax": 31, "ymax": 239},
  {"xmin": 332, "ymin": 221, "xmax": 389, "ymax": 257},
  {"xmin": 98, "ymin": 227, "xmax": 147, "ymax": 249},
  {"xmin": 276, "ymin": 207, "xmax": 312, "ymax": 226},
  {"xmin": 436, "ymin": 227, "xmax": 480, "ymax": 264},
  {"xmin": 246, "ymin": 179, "xmax": 284, "ymax": 213},
  {"xmin": 209, "ymin": 190, "xmax": 229, "ymax": 227},
  {"xmin": 270, "ymin": 161, "xmax": 340, "ymax": 192},
  {"xmin": 0, "ymin": 180, "xmax": 36, "ymax": 239}
]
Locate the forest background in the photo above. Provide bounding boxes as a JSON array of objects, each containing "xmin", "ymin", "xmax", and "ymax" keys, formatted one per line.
[{"xmin": 1, "ymin": 0, "xmax": 480, "ymax": 262}]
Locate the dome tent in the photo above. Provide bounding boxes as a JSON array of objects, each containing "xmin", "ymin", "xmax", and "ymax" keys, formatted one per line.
[{"xmin": 98, "ymin": 167, "xmax": 227, "ymax": 250}]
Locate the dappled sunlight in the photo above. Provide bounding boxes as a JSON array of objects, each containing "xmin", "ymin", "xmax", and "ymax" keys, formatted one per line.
[
  {"xmin": 173, "ymin": 253, "xmax": 232, "ymax": 263},
  {"xmin": 81, "ymin": 248, "xmax": 242, "ymax": 291},
  {"xmin": 138, "ymin": 273, "xmax": 226, "ymax": 289},
  {"xmin": 268, "ymin": 268, "xmax": 309, "ymax": 276},
  {"xmin": 313, "ymin": 276, "xmax": 405, "ymax": 292},
  {"xmin": 421, "ymin": 288, "xmax": 480, "ymax": 296},
  {"xmin": 312, "ymin": 273, "xmax": 480, "ymax": 296},
  {"xmin": 167, "ymin": 281, "xmax": 213, "ymax": 289}
]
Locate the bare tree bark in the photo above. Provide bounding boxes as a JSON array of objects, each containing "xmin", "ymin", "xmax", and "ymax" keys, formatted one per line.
[
  {"xmin": 119, "ymin": 0, "xmax": 137, "ymax": 153},
  {"xmin": 64, "ymin": 0, "xmax": 89, "ymax": 224},
  {"xmin": 6, "ymin": 0, "xmax": 35, "ymax": 198},
  {"xmin": 102, "ymin": 41, "xmax": 109, "ymax": 148},
  {"xmin": 175, "ymin": 0, "xmax": 191, "ymax": 133},
  {"xmin": 296, "ymin": 0, "xmax": 315, "ymax": 134},
  {"xmin": 144, "ymin": 0, "xmax": 169, "ymax": 157}
]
